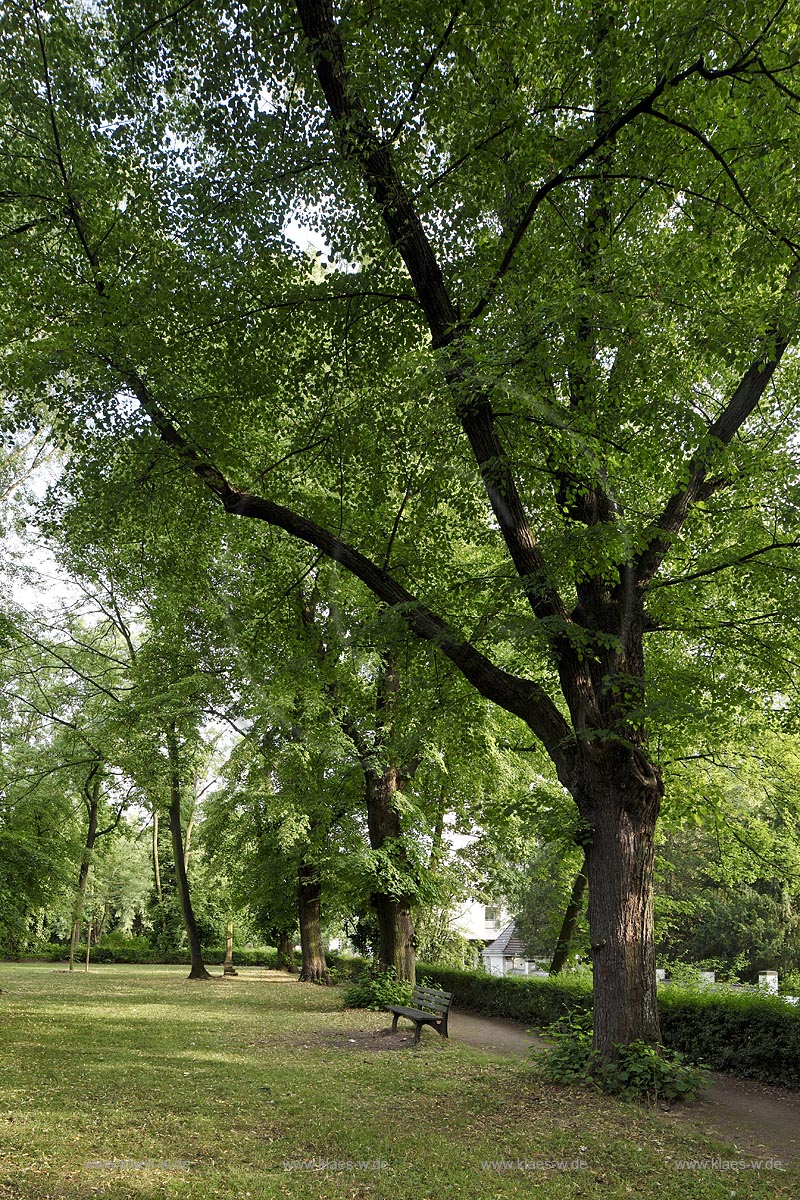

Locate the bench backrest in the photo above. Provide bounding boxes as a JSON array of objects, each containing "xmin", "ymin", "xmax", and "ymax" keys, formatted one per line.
[{"xmin": 410, "ymin": 985, "xmax": 453, "ymax": 1015}]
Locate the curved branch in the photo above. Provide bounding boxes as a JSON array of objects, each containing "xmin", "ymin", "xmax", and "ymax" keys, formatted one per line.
[
  {"xmin": 650, "ymin": 541, "xmax": 800, "ymax": 589},
  {"xmin": 387, "ymin": 5, "xmax": 464, "ymax": 145},
  {"xmin": 635, "ymin": 314, "xmax": 796, "ymax": 586},
  {"xmin": 646, "ymin": 107, "xmax": 800, "ymax": 256},
  {"xmin": 121, "ymin": 368, "xmax": 576, "ymax": 774},
  {"xmin": 463, "ymin": 54, "xmax": 761, "ymax": 329}
]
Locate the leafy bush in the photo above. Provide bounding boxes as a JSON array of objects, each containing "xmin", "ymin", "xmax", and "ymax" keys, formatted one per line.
[
  {"xmin": 413, "ymin": 920, "xmax": 478, "ymax": 970},
  {"xmin": 326, "ymin": 953, "xmax": 360, "ymax": 980},
  {"xmin": 204, "ymin": 947, "xmax": 278, "ymax": 968},
  {"xmin": 598, "ymin": 1041, "xmax": 708, "ymax": 1104},
  {"xmin": 779, "ymin": 969, "xmax": 800, "ymax": 996},
  {"xmin": 535, "ymin": 1013, "xmax": 707, "ymax": 1104},
  {"xmin": 342, "ymin": 964, "xmax": 414, "ymax": 1010},
  {"xmin": 20, "ymin": 943, "xmax": 282, "ymax": 967},
  {"xmin": 535, "ymin": 1011, "xmax": 595, "ymax": 1084},
  {"xmin": 78, "ymin": 944, "xmax": 159, "ymax": 964},
  {"xmin": 98, "ymin": 932, "xmax": 153, "ymax": 952}
]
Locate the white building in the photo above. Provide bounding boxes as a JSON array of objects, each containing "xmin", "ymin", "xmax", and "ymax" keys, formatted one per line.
[
  {"xmin": 481, "ymin": 921, "xmax": 548, "ymax": 977},
  {"xmin": 448, "ymin": 900, "xmax": 507, "ymax": 942}
]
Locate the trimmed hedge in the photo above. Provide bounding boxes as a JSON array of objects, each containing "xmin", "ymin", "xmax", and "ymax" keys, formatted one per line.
[
  {"xmin": 417, "ymin": 963, "xmax": 592, "ymax": 1025},
  {"xmin": 14, "ymin": 943, "xmax": 282, "ymax": 967},
  {"xmin": 14, "ymin": 945, "xmax": 359, "ymax": 970},
  {"xmin": 659, "ymin": 986, "xmax": 800, "ymax": 1090},
  {"xmin": 418, "ymin": 963, "xmax": 800, "ymax": 1090}
]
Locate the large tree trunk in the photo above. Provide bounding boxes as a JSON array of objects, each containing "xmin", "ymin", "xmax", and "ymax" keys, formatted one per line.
[
  {"xmin": 365, "ymin": 767, "xmax": 416, "ymax": 984},
  {"xmin": 578, "ymin": 759, "xmax": 662, "ymax": 1057},
  {"xmin": 549, "ymin": 850, "xmax": 589, "ymax": 975},
  {"xmin": 297, "ymin": 861, "xmax": 328, "ymax": 983},
  {"xmin": 166, "ymin": 729, "xmax": 211, "ymax": 981},
  {"xmin": 371, "ymin": 891, "xmax": 416, "ymax": 982},
  {"xmin": 69, "ymin": 767, "xmax": 101, "ymax": 972}
]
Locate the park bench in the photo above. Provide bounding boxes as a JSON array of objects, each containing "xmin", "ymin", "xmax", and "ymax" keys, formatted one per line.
[{"xmin": 387, "ymin": 985, "xmax": 454, "ymax": 1044}]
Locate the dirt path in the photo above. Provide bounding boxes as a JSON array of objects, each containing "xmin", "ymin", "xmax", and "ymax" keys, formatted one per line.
[{"xmin": 448, "ymin": 1009, "xmax": 800, "ymax": 1162}]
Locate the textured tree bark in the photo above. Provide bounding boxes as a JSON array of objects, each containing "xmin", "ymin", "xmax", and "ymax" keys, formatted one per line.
[
  {"xmin": 549, "ymin": 850, "xmax": 589, "ymax": 975},
  {"xmin": 365, "ymin": 767, "xmax": 416, "ymax": 984},
  {"xmin": 183, "ymin": 811, "xmax": 194, "ymax": 873},
  {"xmin": 297, "ymin": 861, "xmax": 329, "ymax": 983},
  {"xmin": 371, "ymin": 890, "xmax": 416, "ymax": 983},
  {"xmin": 151, "ymin": 809, "xmax": 163, "ymax": 907},
  {"xmin": 577, "ymin": 757, "xmax": 663, "ymax": 1054},
  {"xmin": 166, "ymin": 729, "xmax": 211, "ymax": 981},
  {"xmin": 223, "ymin": 920, "xmax": 237, "ymax": 976}
]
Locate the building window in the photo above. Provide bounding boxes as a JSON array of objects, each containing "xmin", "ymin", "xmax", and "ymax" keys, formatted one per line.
[{"xmin": 484, "ymin": 906, "xmax": 502, "ymax": 931}]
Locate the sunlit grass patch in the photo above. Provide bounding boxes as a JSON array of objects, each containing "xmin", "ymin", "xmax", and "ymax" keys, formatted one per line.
[{"xmin": 0, "ymin": 963, "xmax": 797, "ymax": 1200}]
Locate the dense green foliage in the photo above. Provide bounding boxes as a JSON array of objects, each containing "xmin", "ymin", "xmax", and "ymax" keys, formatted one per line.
[
  {"xmin": 4, "ymin": 0, "xmax": 800, "ymax": 1053},
  {"xmin": 659, "ymin": 986, "xmax": 800, "ymax": 1090},
  {"xmin": 18, "ymin": 940, "xmax": 281, "ymax": 968},
  {"xmin": 536, "ymin": 1012, "xmax": 708, "ymax": 1105},
  {"xmin": 342, "ymin": 964, "xmax": 414, "ymax": 1010}
]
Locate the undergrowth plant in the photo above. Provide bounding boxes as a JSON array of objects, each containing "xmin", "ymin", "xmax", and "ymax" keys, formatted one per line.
[
  {"xmin": 534, "ymin": 1012, "xmax": 708, "ymax": 1105},
  {"xmin": 342, "ymin": 964, "xmax": 414, "ymax": 1010}
]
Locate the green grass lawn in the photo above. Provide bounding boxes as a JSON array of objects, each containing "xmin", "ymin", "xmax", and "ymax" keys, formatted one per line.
[{"xmin": 0, "ymin": 963, "xmax": 796, "ymax": 1200}]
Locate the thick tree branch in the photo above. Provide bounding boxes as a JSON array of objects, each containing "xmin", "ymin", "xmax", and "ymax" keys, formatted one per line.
[
  {"xmin": 0, "ymin": 215, "xmax": 58, "ymax": 242},
  {"xmin": 295, "ymin": 0, "xmax": 457, "ymax": 346},
  {"xmin": 122, "ymin": 369, "xmax": 575, "ymax": 775},
  {"xmin": 295, "ymin": 0, "xmax": 573, "ymax": 636}
]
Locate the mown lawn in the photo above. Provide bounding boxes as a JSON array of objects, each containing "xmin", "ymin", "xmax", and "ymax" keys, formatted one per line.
[{"xmin": 0, "ymin": 964, "xmax": 796, "ymax": 1200}]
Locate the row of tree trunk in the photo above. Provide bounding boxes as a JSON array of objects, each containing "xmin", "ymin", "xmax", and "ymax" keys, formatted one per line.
[{"xmin": 75, "ymin": 735, "xmax": 586, "ymax": 986}]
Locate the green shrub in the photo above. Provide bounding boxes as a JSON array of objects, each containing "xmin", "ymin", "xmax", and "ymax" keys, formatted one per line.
[
  {"xmin": 779, "ymin": 970, "xmax": 800, "ymax": 996},
  {"xmin": 535, "ymin": 1012, "xmax": 707, "ymax": 1104},
  {"xmin": 20, "ymin": 943, "xmax": 281, "ymax": 967},
  {"xmin": 342, "ymin": 964, "xmax": 414, "ymax": 1010},
  {"xmin": 203, "ymin": 947, "xmax": 278, "ymax": 968},
  {"xmin": 326, "ymin": 953, "xmax": 360, "ymax": 980},
  {"xmin": 81, "ymin": 944, "xmax": 159, "ymax": 964},
  {"xmin": 597, "ymin": 1041, "xmax": 708, "ymax": 1104},
  {"xmin": 535, "ymin": 1010, "xmax": 595, "ymax": 1084},
  {"xmin": 97, "ymin": 932, "xmax": 153, "ymax": 952}
]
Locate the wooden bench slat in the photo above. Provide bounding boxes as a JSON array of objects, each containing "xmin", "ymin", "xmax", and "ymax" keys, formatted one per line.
[{"xmin": 386, "ymin": 985, "xmax": 454, "ymax": 1045}]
